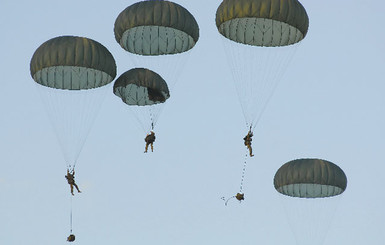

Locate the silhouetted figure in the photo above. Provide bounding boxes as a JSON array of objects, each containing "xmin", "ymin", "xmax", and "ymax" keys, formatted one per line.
[
  {"xmin": 243, "ymin": 130, "xmax": 254, "ymax": 157},
  {"xmin": 65, "ymin": 169, "xmax": 81, "ymax": 196},
  {"xmin": 144, "ymin": 131, "xmax": 156, "ymax": 153}
]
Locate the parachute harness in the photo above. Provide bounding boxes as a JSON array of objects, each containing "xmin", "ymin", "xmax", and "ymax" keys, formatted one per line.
[{"xmin": 67, "ymin": 163, "xmax": 76, "ymax": 174}]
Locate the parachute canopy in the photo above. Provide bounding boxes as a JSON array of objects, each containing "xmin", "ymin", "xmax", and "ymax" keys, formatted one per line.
[
  {"xmin": 274, "ymin": 159, "xmax": 347, "ymax": 198},
  {"xmin": 114, "ymin": 68, "xmax": 169, "ymax": 106},
  {"xmin": 30, "ymin": 36, "xmax": 117, "ymax": 90},
  {"xmin": 114, "ymin": 0, "xmax": 199, "ymax": 55},
  {"xmin": 216, "ymin": 0, "xmax": 309, "ymax": 47}
]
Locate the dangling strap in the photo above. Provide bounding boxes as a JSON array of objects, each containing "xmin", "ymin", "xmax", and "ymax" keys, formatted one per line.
[{"xmin": 221, "ymin": 196, "xmax": 235, "ymax": 206}]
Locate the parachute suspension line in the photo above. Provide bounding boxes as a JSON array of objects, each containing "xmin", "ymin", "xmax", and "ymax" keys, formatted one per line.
[
  {"xmin": 66, "ymin": 85, "xmax": 108, "ymax": 170},
  {"xmin": 246, "ymin": 122, "xmax": 250, "ymax": 131},
  {"xmin": 246, "ymin": 44, "xmax": 279, "ymax": 128},
  {"xmin": 127, "ymin": 106, "xmax": 148, "ymax": 133},
  {"xmin": 220, "ymin": 25, "xmax": 300, "ymax": 130},
  {"xmin": 36, "ymin": 82, "xmax": 109, "ymax": 169},
  {"xmin": 67, "ymin": 165, "xmax": 75, "ymax": 174},
  {"xmin": 129, "ymin": 104, "xmax": 166, "ymax": 133},
  {"xmin": 239, "ymin": 149, "xmax": 249, "ymax": 193},
  {"xmin": 221, "ymin": 36, "xmax": 250, "ymax": 123},
  {"xmin": 250, "ymin": 44, "xmax": 299, "ymax": 131}
]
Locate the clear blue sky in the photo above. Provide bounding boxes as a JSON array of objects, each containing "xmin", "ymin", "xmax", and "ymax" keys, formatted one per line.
[{"xmin": 1, "ymin": 0, "xmax": 384, "ymax": 244}]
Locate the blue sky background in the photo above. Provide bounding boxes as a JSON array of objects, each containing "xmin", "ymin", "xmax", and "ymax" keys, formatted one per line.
[{"xmin": 1, "ymin": 0, "xmax": 384, "ymax": 244}]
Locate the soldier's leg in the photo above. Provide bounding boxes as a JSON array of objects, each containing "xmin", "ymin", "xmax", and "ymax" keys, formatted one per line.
[
  {"xmin": 248, "ymin": 145, "xmax": 254, "ymax": 157},
  {"xmin": 145, "ymin": 143, "xmax": 148, "ymax": 153},
  {"xmin": 70, "ymin": 184, "xmax": 74, "ymax": 195},
  {"xmin": 74, "ymin": 183, "xmax": 81, "ymax": 193},
  {"xmin": 151, "ymin": 143, "xmax": 153, "ymax": 152}
]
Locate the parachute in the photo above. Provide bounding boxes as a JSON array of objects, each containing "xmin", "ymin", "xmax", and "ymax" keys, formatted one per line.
[
  {"xmin": 274, "ymin": 158, "xmax": 347, "ymax": 198},
  {"xmin": 30, "ymin": 35, "xmax": 116, "ymax": 171},
  {"xmin": 113, "ymin": 68, "xmax": 170, "ymax": 132},
  {"xmin": 114, "ymin": 0, "xmax": 199, "ymax": 56},
  {"xmin": 216, "ymin": 0, "xmax": 309, "ymax": 129},
  {"xmin": 274, "ymin": 159, "xmax": 347, "ymax": 245},
  {"xmin": 30, "ymin": 35, "xmax": 116, "ymax": 238},
  {"xmin": 216, "ymin": 0, "xmax": 309, "ymax": 201},
  {"xmin": 30, "ymin": 36, "xmax": 116, "ymax": 90}
]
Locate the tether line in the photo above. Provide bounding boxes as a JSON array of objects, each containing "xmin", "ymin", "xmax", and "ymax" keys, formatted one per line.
[
  {"xmin": 70, "ymin": 195, "xmax": 73, "ymax": 233},
  {"xmin": 239, "ymin": 150, "xmax": 248, "ymax": 193}
]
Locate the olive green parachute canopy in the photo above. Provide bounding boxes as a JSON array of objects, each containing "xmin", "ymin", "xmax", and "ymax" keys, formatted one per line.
[
  {"xmin": 30, "ymin": 36, "xmax": 117, "ymax": 90},
  {"xmin": 113, "ymin": 68, "xmax": 170, "ymax": 106},
  {"xmin": 274, "ymin": 159, "xmax": 347, "ymax": 198},
  {"xmin": 216, "ymin": 0, "xmax": 309, "ymax": 47},
  {"xmin": 114, "ymin": 0, "xmax": 199, "ymax": 55}
]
